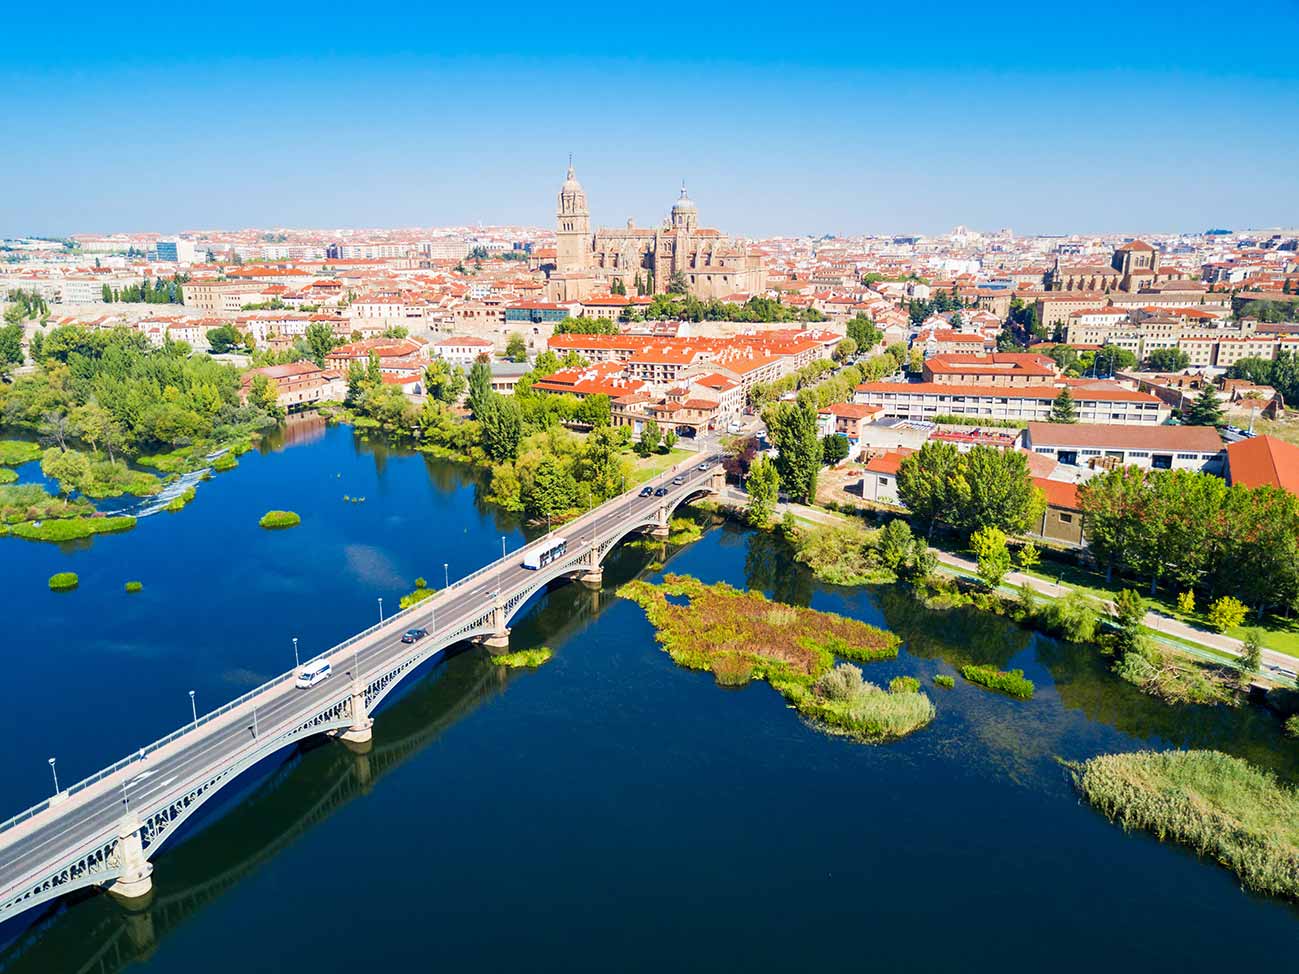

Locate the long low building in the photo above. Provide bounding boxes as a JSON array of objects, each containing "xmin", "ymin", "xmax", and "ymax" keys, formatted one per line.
[
  {"xmin": 853, "ymin": 380, "xmax": 1170, "ymax": 425},
  {"xmin": 1022, "ymin": 422, "xmax": 1225, "ymax": 474}
]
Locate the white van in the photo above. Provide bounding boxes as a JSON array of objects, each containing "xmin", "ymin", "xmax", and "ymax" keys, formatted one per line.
[{"xmin": 295, "ymin": 659, "xmax": 332, "ymax": 688}]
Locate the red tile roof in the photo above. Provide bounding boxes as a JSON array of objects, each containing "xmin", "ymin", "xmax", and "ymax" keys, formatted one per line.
[{"xmin": 1226, "ymin": 435, "xmax": 1299, "ymax": 494}]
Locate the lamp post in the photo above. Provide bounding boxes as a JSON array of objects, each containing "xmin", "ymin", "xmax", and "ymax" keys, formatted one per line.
[
  {"xmin": 443, "ymin": 563, "xmax": 449, "ymax": 589},
  {"xmin": 189, "ymin": 690, "xmax": 197, "ymax": 724},
  {"xmin": 498, "ymin": 536, "xmax": 506, "ymax": 594},
  {"xmin": 377, "ymin": 598, "xmax": 384, "ymax": 623},
  {"xmin": 292, "ymin": 637, "xmax": 300, "ymax": 669},
  {"xmin": 48, "ymin": 757, "xmax": 59, "ymax": 796}
]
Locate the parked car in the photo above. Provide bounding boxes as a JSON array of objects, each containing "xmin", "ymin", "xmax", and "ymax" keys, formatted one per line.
[{"xmin": 402, "ymin": 628, "xmax": 428, "ymax": 644}]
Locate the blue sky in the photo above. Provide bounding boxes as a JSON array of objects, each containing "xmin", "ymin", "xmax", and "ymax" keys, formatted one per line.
[{"xmin": 5, "ymin": 1, "xmax": 1298, "ymax": 237}]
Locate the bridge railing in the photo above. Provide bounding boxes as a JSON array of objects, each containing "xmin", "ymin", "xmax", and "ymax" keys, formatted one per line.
[{"xmin": 0, "ymin": 458, "xmax": 720, "ymax": 839}]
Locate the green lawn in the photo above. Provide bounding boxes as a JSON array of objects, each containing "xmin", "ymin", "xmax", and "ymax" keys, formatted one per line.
[{"xmin": 628, "ymin": 448, "xmax": 695, "ymax": 485}]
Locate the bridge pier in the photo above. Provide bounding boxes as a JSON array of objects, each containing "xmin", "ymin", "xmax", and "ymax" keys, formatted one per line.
[
  {"xmin": 338, "ymin": 683, "xmax": 373, "ymax": 744},
  {"xmin": 108, "ymin": 815, "xmax": 154, "ymax": 905},
  {"xmin": 575, "ymin": 545, "xmax": 603, "ymax": 588},
  {"xmin": 477, "ymin": 602, "xmax": 511, "ymax": 650}
]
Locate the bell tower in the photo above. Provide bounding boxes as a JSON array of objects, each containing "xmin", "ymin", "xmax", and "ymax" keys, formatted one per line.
[{"xmin": 556, "ymin": 159, "xmax": 591, "ymax": 273}]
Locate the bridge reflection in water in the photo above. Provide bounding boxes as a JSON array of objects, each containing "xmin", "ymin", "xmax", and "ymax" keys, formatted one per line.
[{"xmin": 0, "ymin": 538, "xmax": 641, "ymax": 974}]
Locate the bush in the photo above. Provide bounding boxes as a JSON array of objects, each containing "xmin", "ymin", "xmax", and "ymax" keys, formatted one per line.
[
  {"xmin": 211, "ymin": 453, "xmax": 238, "ymax": 473},
  {"xmin": 49, "ymin": 572, "xmax": 79, "ymax": 591},
  {"xmin": 1038, "ymin": 592, "xmax": 1101, "ymax": 643},
  {"xmin": 0, "ymin": 469, "xmax": 16, "ymax": 484},
  {"xmin": 712, "ymin": 655, "xmax": 754, "ymax": 686},
  {"xmin": 125, "ymin": 580, "xmax": 142, "ymax": 593},
  {"xmin": 960, "ymin": 664, "xmax": 1035, "ymax": 699},
  {"xmin": 889, "ymin": 675, "xmax": 921, "ymax": 694},
  {"xmin": 971, "ymin": 526, "xmax": 1011, "ymax": 589},
  {"xmin": 934, "ymin": 674, "xmax": 956, "ymax": 688},
  {"xmin": 258, "ymin": 510, "xmax": 301, "ymax": 529},
  {"xmin": 1287, "ymin": 714, "xmax": 1299, "ymax": 739},
  {"xmin": 1176, "ymin": 590, "xmax": 1195, "ymax": 615},
  {"xmin": 1207, "ymin": 596, "xmax": 1247, "ymax": 633},
  {"xmin": 1015, "ymin": 541, "xmax": 1040, "ymax": 571},
  {"xmin": 399, "ymin": 585, "xmax": 436, "ymax": 609}
]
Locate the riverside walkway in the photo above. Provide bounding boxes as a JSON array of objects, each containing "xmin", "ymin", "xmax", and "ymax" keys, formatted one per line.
[{"xmin": 0, "ymin": 458, "xmax": 723, "ymax": 925}]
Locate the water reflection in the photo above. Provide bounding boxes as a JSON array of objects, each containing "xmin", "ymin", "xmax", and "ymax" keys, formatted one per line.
[{"xmin": 0, "ymin": 650, "xmax": 513, "ymax": 974}]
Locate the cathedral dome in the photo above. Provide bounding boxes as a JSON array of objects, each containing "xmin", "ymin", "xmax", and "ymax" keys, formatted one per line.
[{"xmin": 671, "ymin": 183, "xmax": 696, "ymax": 212}]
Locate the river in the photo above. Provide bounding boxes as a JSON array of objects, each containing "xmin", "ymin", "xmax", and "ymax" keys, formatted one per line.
[{"xmin": 1, "ymin": 415, "xmax": 1296, "ymax": 972}]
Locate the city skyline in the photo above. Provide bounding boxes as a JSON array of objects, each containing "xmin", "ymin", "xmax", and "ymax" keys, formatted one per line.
[{"xmin": 5, "ymin": 1, "xmax": 1298, "ymax": 238}]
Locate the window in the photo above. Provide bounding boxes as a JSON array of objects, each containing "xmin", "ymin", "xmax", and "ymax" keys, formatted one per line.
[{"xmin": 1059, "ymin": 513, "xmax": 1073, "ymax": 524}]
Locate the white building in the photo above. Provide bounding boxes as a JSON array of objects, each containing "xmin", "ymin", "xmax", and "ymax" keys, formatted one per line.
[{"xmin": 433, "ymin": 335, "xmax": 494, "ymax": 367}]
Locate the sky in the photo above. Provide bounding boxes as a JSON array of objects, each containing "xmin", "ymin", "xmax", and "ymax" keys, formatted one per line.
[{"xmin": 4, "ymin": 1, "xmax": 1299, "ymax": 239}]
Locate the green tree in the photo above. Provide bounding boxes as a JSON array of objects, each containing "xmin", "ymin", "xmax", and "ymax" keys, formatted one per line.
[
  {"xmin": 423, "ymin": 358, "xmax": 468, "ymax": 403},
  {"xmin": 304, "ymin": 321, "xmax": 338, "ymax": 367},
  {"xmin": 205, "ymin": 324, "xmax": 242, "ymax": 355},
  {"xmin": 467, "ymin": 357, "xmax": 493, "ymax": 417},
  {"xmin": 745, "ymin": 454, "xmax": 779, "ymax": 528},
  {"xmin": 576, "ymin": 394, "xmax": 612, "ymax": 427},
  {"xmin": 1049, "ymin": 387, "xmax": 1078, "ymax": 423},
  {"xmin": 1240, "ymin": 627, "xmax": 1263, "ymax": 681},
  {"xmin": 41, "ymin": 446, "xmax": 91, "ymax": 504},
  {"xmin": 532, "ymin": 350, "xmax": 562, "ymax": 375},
  {"xmin": 662, "ymin": 428, "xmax": 677, "ymax": 452},
  {"xmin": 1184, "ymin": 382, "xmax": 1224, "ymax": 427},
  {"xmin": 101, "ymin": 283, "xmax": 113, "ymax": 303},
  {"xmin": 845, "ymin": 315, "xmax": 881, "ymax": 350},
  {"xmin": 636, "ymin": 419, "xmax": 661, "ymax": 457},
  {"xmin": 971, "ymin": 526, "xmax": 1011, "ymax": 589},
  {"xmin": 0, "ymin": 323, "xmax": 23, "ymax": 372},
  {"xmin": 249, "ymin": 373, "xmax": 283, "ymax": 418},
  {"xmin": 821, "ymin": 433, "xmax": 850, "ymax": 465},
  {"xmin": 1112, "ymin": 588, "xmax": 1148, "ymax": 656},
  {"xmin": 522, "ymin": 454, "xmax": 578, "ymax": 518},
  {"xmin": 953, "ymin": 445, "xmax": 1043, "ymax": 536},
  {"xmin": 505, "ymin": 332, "xmax": 528, "ymax": 362},
  {"xmin": 832, "ymin": 337, "xmax": 858, "ymax": 361},
  {"xmin": 896, "ymin": 440, "xmax": 962, "ymax": 537},
  {"xmin": 479, "ymin": 395, "xmax": 523, "ymax": 461},
  {"xmin": 764, "ymin": 402, "xmax": 821, "ymax": 504},
  {"xmin": 1206, "ymin": 595, "xmax": 1247, "ymax": 632},
  {"xmin": 1146, "ymin": 347, "xmax": 1190, "ymax": 372},
  {"xmin": 878, "ymin": 518, "xmax": 915, "ymax": 573},
  {"xmin": 667, "ymin": 270, "xmax": 689, "ymax": 295},
  {"xmin": 1016, "ymin": 540, "xmax": 1040, "ymax": 571}
]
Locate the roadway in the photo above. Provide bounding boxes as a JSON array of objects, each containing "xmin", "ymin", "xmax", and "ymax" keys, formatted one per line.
[{"xmin": 0, "ymin": 454, "xmax": 720, "ymax": 916}]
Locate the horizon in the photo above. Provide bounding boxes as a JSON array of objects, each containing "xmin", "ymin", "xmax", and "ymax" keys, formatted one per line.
[{"xmin": 4, "ymin": 1, "xmax": 1298, "ymax": 238}]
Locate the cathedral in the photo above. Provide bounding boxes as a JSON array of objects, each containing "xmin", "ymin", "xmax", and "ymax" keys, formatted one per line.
[{"xmin": 545, "ymin": 163, "xmax": 767, "ymax": 303}]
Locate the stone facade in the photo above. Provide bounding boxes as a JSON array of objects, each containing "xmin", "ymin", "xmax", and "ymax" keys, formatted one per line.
[{"xmin": 547, "ymin": 164, "xmax": 766, "ymax": 302}]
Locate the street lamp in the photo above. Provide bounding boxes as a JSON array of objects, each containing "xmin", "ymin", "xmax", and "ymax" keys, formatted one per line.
[
  {"xmin": 377, "ymin": 598, "xmax": 384, "ymax": 623},
  {"xmin": 48, "ymin": 757, "xmax": 59, "ymax": 795},
  {"xmin": 292, "ymin": 637, "xmax": 300, "ymax": 669},
  {"xmin": 189, "ymin": 690, "xmax": 197, "ymax": 724},
  {"xmin": 443, "ymin": 563, "xmax": 449, "ymax": 589},
  {"xmin": 498, "ymin": 536, "xmax": 506, "ymax": 593}
]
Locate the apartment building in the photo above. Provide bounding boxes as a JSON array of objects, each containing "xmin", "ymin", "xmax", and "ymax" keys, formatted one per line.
[
  {"xmin": 1022, "ymin": 422, "xmax": 1224, "ymax": 474},
  {"xmin": 853, "ymin": 381, "xmax": 1169, "ymax": 425}
]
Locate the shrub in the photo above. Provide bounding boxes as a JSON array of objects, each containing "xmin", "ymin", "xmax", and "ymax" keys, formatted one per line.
[
  {"xmin": 211, "ymin": 453, "xmax": 238, "ymax": 473},
  {"xmin": 125, "ymin": 580, "xmax": 142, "ymax": 593},
  {"xmin": 0, "ymin": 468, "xmax": 16, "ymax": 484},
  {"xmin": 414, "ymin": 577, "xmax": 427, "ymax": 590},
  {"xmin": 889, "ymin": 675, "xmax": 921, "ymax": 694},
  {"xmin": 933, "ymin": 674, "xmax": 955, "ymax": 688},
  {"xmin": 399, "ymin": 586, "xmax": 436, "ymax": 609},
  {"xmin": 1286, "ymin": 714, "xmax": 1299, "ymax": 739},
  {"xmin": 1038, "ymin": 592, "xmax": 1101, "ymax": 643},
  {"xmin": 1207, "ymin": 596, "xmax": 1247, "ymax": 633},
  {"xmin": 816, "ymin": 662, "xmax": 865, "ymax": 702},
  {"xmin": 258, "ymin": 510, "xmax": 301, "ymax": 529},
  {"xmin": 960, "ymin": 664, "xmax": 1035, "ymax": 699},
  {"xmin": 1015, "ymin": 540, "xmax": 1040, "ymax": 571},
  {"xmin": 1176, "ymin": 590, "xmax": 1196, "ymax": 615},
  {"xmin": 49, "ymin": 572, "xmax": 79, "ymax": 591},
  {"xmin": 971, "ymin": 526, "xmax": 1011, "ymax": 589}
]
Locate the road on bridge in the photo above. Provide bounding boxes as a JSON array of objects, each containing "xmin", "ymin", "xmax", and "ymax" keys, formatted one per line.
[{"xmin": 0, "ymin": 454, "xmax": 721, "ymax": 921}]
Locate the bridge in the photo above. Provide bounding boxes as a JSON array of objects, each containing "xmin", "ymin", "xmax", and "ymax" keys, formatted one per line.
[{"xmin": 0, "ymin": 456, "xmax": 724, "ymax": 926}]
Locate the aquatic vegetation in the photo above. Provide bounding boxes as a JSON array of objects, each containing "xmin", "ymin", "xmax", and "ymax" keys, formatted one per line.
[
  {"xmin": 1069, "ymin": 750, "xmax": 1299, "ymax": 901},
  {"xmin": 399, "ymin": 578, "xmax": 436, "ymax": 609},
  {"xmin": 125, "ymin": 580, "xmax": 143, "ymax": 592},
  {"xmin": 960, "ymin": 664, "xmax": 1035, "ymax": 699},
  {"xmin": 490, "ymin": 647, "xmax": 554, "ymax": 668},
  {"xmin": 211, "ymin": 453, "xmax": 238, "ymax": 473},
  {"xmin": 0, "ymin": 440, "xmax": 42, "ymax": 466},
  {"xmin": 0, "ymin": 469, "xmax": 16, "ymax": 484},
  {"xmin": 165, "ymin": 487, "xmax": 197, "ymax": 513},
  {"xmin": 889, "ymin": 675, "xmax": 921, "ymax": 694},
  {"xmin": 934, "ymin": 674, "xmax": 956, "ymax": 688},
  {"xmin": 258, "ymin": 510, "xmax": 300, "ymax": 529},
  {"xmin": 12, "ymin": 516, "xmax": 136, "ymax": 542},
  {"xmin": 48, "ymin": 572, "xmax": 79, "ymax": 591},
  {"xmin": 618, "ymin": 574, "xmax": 922, "ymax": 742}
]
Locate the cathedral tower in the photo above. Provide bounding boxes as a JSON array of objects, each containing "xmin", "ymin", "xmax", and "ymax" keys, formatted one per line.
[{"xmin": 556, "ymin": 161, "xmax": 592, "ymax": 273}]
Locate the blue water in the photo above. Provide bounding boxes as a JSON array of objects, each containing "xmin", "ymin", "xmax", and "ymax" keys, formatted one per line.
[{"xmin": 1, "ymin": 416, "xmax": 1296, "ymax": 972}]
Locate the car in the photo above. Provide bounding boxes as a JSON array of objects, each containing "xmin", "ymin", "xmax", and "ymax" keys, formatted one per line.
[
  {"xmin": 639, "ymin": 486, "xmax": 653, "ymax": 497},
  {"xmin": 653, "ymin": 486, "xmax": 668, "ymax": 497},
  {"xmin": 1277, "ymin": 667, "xmax": 1297, "ymax": 681},
  {"xmin": 401, "ymin": 628, "xmax": 428, "ymax": 644},
  {"xmin": 697, "ymin": 463, "xmax": 709, "ymax": 471},
  {"xmin": 672, "ymin": 476, "xmax": 684, "ymax": 485}
]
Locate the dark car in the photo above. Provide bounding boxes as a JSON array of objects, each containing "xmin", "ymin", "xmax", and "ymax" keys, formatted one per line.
[
  {"xmin": 401, "ymin": 628, "xmax": 428, "ymax": 644},
  {"xmin": 639, "ymin": 486, "xmax": 653, "ymax": 497},
  {"xmin": 653, "ymin": 486, "xmax": 668, "ymax": 497}
]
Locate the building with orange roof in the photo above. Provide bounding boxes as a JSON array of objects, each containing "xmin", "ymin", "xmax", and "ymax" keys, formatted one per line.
[{"xmin": 1226, "ymin": 435, "xmax": 1299, "ymax": 495}]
